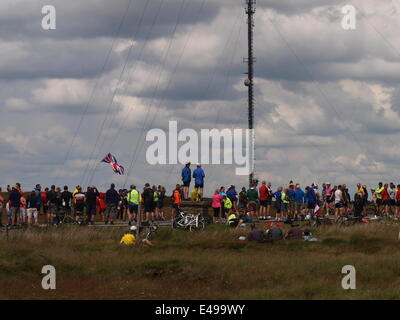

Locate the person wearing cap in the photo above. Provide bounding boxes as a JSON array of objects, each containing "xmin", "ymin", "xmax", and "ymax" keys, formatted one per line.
[
  {"xmin": 192, "ymin": 164, "xmax": 205, "ymax": 199},
  {"xmin": 181, "ymin": 162, "xmax": 191, "ymax": 200},
  {"xmin": 120, "ymin": 226, "xmax": 137, "ymax": 245}
]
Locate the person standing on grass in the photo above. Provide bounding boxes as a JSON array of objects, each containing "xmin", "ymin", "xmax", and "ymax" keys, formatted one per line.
[
  {"xmin": 305, "ymin": 186, "xmax": 317, "ymax": 218},
  {"xmin": 294, "ymin": 184, "xmax": 305, "ymax": 220},
  {"xmin": 46, "ymin": 185, "xmax": 57, "ymax": 224},
  {"xmin": 156, "ymin": 185, "xmax": 166, "ymax": 221},
  {"xmin": 73, "ymin": 186, "xmax": 86, "ymax": 224},
  {"xmin": 34, "ymin": 184, "xmax": 42, "ymax": 216},
  {"xmin": 259, "ymin": 181, "xmax": 268, "ymax": 220},
  {"xmin": 381, "ymin": 183, "xmax": 390, "ymax": 216},
  {"xmin": 61, "ymin": 186, "xmax": 72, "ymax": 216},
  {"xmin": 19, "ymin": 194, "xmax": 27, "ymax": 225},
  {"xmin": 181, "ymin": 162, "xmax": 191, "ymax": 200},
  {"xmin": 222, "ymin": 194, "xmax": 233, "ymax": 218},
  {"xmin": 9, "ymin": 185, "xmax": 21, "ymax": 226},
  {"xmin": 105, "ymin": 183, "xmax": 120, "ymax": 225},
  {"xmin": 334, "ymin": 185, "xmax": 344, "ymax": 218},
  {"xmin": 27, "ymin": 190, "xmax": 39, "ymax": 226},
  {"xmin": 143, "ymin": 183, "xmax": 155, "ymax": 222},
  {"xmin": 127, "ymin": 185, "xmax": 140, "ymax": 225},
  {"xmin": 287, "ymin": 183, "xmax": 295, "ymax": 217},
  {"xmin": 0, "ymin": 188, "xmax": 4, "ymax": 227},
  {"xmin": 86, "ymin": 186, "xmax": 99, "ymax": 225},
  {"xmin": 274, "ymin": 187, "xmax": 283, "ymax": 220},
  {"xmin": 172, "ymin": 184, "xmax": 182, "ymax": 218},
  {"xmin": 212, "ymin": 189, "xmax": 223, "ymax": 223},
  {"xmin": 281, "ymin": 188, "xmax": 289, "ymax": 220},
  {"xmin": 375, "ymin": 182, "xmax": 384, "ymax": 214},
  {"xmin": 396, "ymin": 185, "xmax": 400, "ymax": 217},
  {"xmin": 193, "ymin": 164, "xmax": 205, "ymax": 199},
  {"xmin": 41, "ymin": 187, "xmax": 49, "ymax": 217},
  {"xmin": 246, "ymin": 182, "xmax": 259, "ymax": 219},
  {"xmin": 389, "ymin": 182, "xmax": 396, "ymax": 216},
  {"xmin": 97, "ymin": 192, "xmax": 106, "ymax": 222},
  {"xmin": 238, "ymin": 187, "xmax": 247, "ymax": 209},
  {"xmin": 226, "ymin": 185, "xmax": 238, "ymax": 210}
]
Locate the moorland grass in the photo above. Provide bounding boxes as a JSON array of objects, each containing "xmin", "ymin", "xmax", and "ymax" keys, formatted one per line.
[{"xmin": 1, "ymin": 221, "xmax": 400, "ymax": 300}]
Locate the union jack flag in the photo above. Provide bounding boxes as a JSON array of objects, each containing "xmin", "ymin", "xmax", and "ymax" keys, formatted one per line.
[{"xmin": 101, "ymin": 153, "xmax": 125, "ymax": 175}]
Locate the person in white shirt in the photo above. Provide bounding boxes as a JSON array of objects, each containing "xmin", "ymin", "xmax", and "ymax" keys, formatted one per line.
[{"xmin": 334, "ymin": 185, "xmax": 344, "ymax": 217}]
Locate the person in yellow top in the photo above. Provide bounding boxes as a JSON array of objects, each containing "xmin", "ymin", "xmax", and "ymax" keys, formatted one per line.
[
  {"xmin": 375, "ymin": 182, "xmax": 384, "ymax": 211},
  {"xmin": 190, "ymin": 189, "xmax": 201, "ymax": 202},
  {"xmin": 281, "ymin": 189, "xmax": 289, "ymax": 219},
  {"xmin": 120, "ymin": 226, "xmax": 137, "ymax": 245},
  {"xmin": 127, "ymin": 185, "xmax": 141, "ymax": 224},
  {"xmin": 223, "ymin": 194, "xmax": 233, "ymax": 217}
]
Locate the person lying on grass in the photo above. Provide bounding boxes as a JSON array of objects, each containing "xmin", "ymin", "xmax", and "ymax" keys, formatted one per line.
[
  {"xmin": 247, "ymin": 223, "xmax": 265, "ymax": 242},
  {"xmin": 265, "ymin": 224, "xmax": 284, "ymax": 242},
  {"xmin": 285, "ymin": 223, "xmax": 304, "ymax": 240}
]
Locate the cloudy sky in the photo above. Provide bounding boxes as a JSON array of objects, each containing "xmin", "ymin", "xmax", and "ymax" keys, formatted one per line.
[{"xmin": 2, "ymin": 0, "xmax": 400, "ymax": 195}]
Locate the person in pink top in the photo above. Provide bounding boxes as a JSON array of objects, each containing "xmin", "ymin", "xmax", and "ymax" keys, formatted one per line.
[{"xmin": 212, "ymin": 189, "xmax": 223, "ymax": 223}]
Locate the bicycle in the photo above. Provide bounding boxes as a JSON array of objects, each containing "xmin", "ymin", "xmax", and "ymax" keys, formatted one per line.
[
  {"xmin": 172, "ymin": 210, "xmax": 205, "ymax": 231},
  {"xmin": 306, "ymin": 213, "xmax": 332, "ymax": 228},
  {"xmin": 335, "ymin": 214, "xmax": 363, "ymax": 227},
  {"xmin": 140, "ymin": 220, "xmax": 159, "ymax": 239}
]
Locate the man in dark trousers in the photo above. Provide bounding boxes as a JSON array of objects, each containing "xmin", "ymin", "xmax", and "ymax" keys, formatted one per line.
[
  {"xmin": 86, "ymin": 186, "xmax": 100, "ymax": 225},
  {"xmin": 105, "ymin": 183, "xmax": 120, "ymax": 225},
  {"xmin": 143, "ymin": 183, "xmax": 155, "ymax": 222}
]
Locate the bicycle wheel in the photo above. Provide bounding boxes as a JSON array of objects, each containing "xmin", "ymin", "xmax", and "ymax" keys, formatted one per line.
[
  {"xmin": 189, "ymin": 220, "xmax": 205, "ymax": 232},
  {"xmin": 63, "ymin": 215, "xmax": 77, "ymax": 225}
]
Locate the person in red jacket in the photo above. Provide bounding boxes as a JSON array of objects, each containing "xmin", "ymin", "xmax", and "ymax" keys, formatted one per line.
[
  {"xmin": 381, "ymin": 184, "xmax": 390, "ymax": 216},
  {"xmin": 96, "ymin": 192, "xmax": 106, "ymax": 222}
]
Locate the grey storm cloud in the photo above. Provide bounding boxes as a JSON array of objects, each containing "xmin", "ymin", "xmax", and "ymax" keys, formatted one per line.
[{"xmin": 2, "ymin": 0, "xmax": 400, "ymax": 194}]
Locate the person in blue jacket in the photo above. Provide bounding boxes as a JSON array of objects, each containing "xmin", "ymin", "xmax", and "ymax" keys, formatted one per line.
[
  {"xmin": 181, "ymin": 162, "xmax": 191, "ymax": 200},
  {"xmin": 294, "ymin": 184, "xmax": 305, "ymax": 219},
  {"xmin": 192, "ymin": 164, "xmax": 205, "ymax": 198},
  {"xmin": 305, "ymin": 186, "xmax": 317, "ymax": 217}
]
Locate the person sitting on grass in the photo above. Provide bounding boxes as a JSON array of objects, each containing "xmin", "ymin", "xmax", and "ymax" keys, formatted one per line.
[
  {"xmin": 120, "ymin": 226, "xmax": 153, "ymax": 246},
  {"xmin": 227, "ymin": 210, "xmax": 245, "ymax": 228},
  {"xmin": 120, "ymin": 226, "xmax": 137, "ymax": 246},
  {"xmin": 247, "ymin": 223, "xmax": 265, "ymax": 242}
]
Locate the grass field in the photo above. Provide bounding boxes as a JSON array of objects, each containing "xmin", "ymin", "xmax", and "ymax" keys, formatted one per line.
[{"xmin": 1, "ymin": 221, "xmax": 400, "ymax": 300}]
